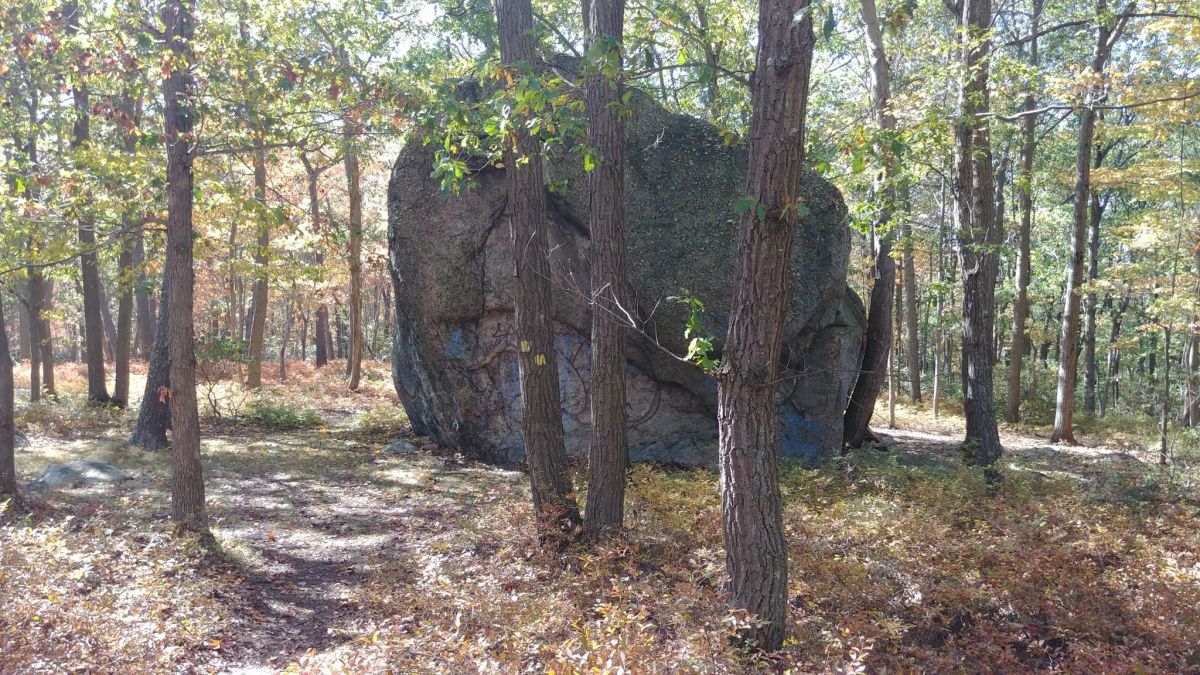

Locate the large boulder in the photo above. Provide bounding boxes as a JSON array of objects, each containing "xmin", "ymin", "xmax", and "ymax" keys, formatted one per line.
[{"xmin": 388, "ymin": 86, "xmax": 864, "ymax": 467}]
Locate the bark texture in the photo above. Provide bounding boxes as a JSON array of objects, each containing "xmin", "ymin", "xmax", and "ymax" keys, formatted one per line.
[
  {"xmin": 1050, "ymin": 1, "xmax": 1126, "ymax": 444},
  {"xmin": 245, "ymin": 140, "xmax": 269, "ymax": 389},
  {"xmin": 163, "ymin": 0, "xmax": 208, "ymax": 536},
  {"xmin": 130, "ymin": 264, "xmax": 171, "ymax": 450},
  {"xmin": 495, "ymin": 0, "xmax": 583, "ymax": 538},
  {"xmin": 0, "ymin": 299, "xmax": 16, "ymax": 498},
  {"xmin": 134, "ymin": 232, "xmax": 155, "ymax": 358},
  {"xmin": 67, "ymin": 0, "xmax": 110, "ymax": 405},
  {"xmin": 1005, "ymin": 0, "xmax": 1043, "ymax": 423},
  {"xmin": 1083, "ymin": 187, "xmax": 1104, "ymax": 413},
  {"xmin": 301, "ymin": 155, "xmax": 332, "ymax": 368},
  {"xmin": 954, "ymin": 0, "xmax": 1003, "ymax": 466},
  {"xmin": 843, "ymin": 0, "xmax": 897, "ymax": 447},
  {"xmin": 344, "ymin": 118, "xmax": 364, "ymax": 390},
  {"xmin": 716, "ymin": 0, "xmax": 815, "ymax": 650},
  {"xmin": 582, "ymin": 0, "xmax": 630, "ymax": 538}
]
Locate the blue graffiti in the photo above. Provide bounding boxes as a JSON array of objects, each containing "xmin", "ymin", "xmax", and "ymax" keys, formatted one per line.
[
  {"xmin": 443, "ymin": 328, "xmax": 467, "ymax": 359},
  {"xmin": 778, "ymin": 405, "xmax": 823, "ymax": 464}
]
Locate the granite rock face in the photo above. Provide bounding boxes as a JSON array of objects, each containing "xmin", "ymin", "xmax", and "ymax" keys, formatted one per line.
[{"xmin": 388, "ymin": 86, "xmax": 864, "ymax": 466}]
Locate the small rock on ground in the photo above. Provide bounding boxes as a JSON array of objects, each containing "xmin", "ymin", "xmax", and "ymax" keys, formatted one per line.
[
  {"xmin": 27, "ymin": 459, "xmax": 130, "ymax": 492},
  {"xmin": 382, "ymin": 438, "xmax": 419, "ymax": 456}
]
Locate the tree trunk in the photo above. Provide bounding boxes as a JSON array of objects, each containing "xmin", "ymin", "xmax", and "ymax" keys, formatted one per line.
[
  {"xmin": 581, "ymin": 0, "xmax": 630, "ymax": 538},
  {"xmin": 1005, "ymin": 3, "xmax": 1040, "ymax": 422},
  {"xmin": 1050, "ymin": 1, "xmax": 1125, "ymax": 444},
  {"xmin": 134, "ymin": 231, "xmax": 155, "ymax": 358},
  {"xmin": 315, "ymin": 307, "xmax": 330, "ymax": 366},
  {"xmin": 163, "ymin": 0, "xmax": 208, "ymax": 537},
  {"xmin": 843, "ymin": 0, "xmax": 898, "ymax": 447},
  {"xmin": 715, "ymin": 0, "xmax": 814, "ymax": 650},
  {"xmin": 1186, "ymin": 333, "xmax": 1199, "ymax": 427},
  {"xmin": 302, "ymin": 158, "xmax": 332, "ymax": 368},
  {"xmin": 0, "ymin": 298, "xmax": 16, "ymax": 498},
  {"xmin": 495, "ymin": 0, "xmax": 583, "ymax": 539},
  {"xmin": 130, "ymin": 262, "xmax": 171, "ymax": 450},
  {"xmin": 901, "ymin": 228, "xmax": 920, "ymax": 401},
  {"xmin": 100, "ymin": 287, "xmax": 118, "ymax": 363},
  {"xmin": 334, "ymin": 303, "xmax": 345, "ymax": 359},
  {"xmin": 344, "ymin": 114, "xmax": 364, "ymax": 390},
  {"xmin": 39, "ymin": 280, "xmax": 55, "ymax": 399},
  {"xmin": 67, "ymin": 1, "xmax": 110, "ymax": 405},
  {"xmin": 1187, "ymin": 250, "xmax": 1200, "ymax": 426},
  {"xmin": 1102, "ymin": 292, "xmax": 1129, "ymax": 415},
  {"xmin": 279, "ymin": 290, "xmax": 294, "ymax": 382},
  {"xmin": 113, "ymin": 96, "xmax": 140, "ymax": 406},
  {"xmin": 953, "ymin": 0, "xmax": 1003, "ymax": 466},
  {"xmin": 891, "ymin": 269, "xmax": 901, "ymax": 427},
  {"xmin": 226, "ymin": 220, "xmax": 238, "ymax": 339},
  {"xmin": 299, "ymin": 309, "xmax": 309, "ymax": 362},
  {"xmin": 114, "ymin": 235, "xmax": 134, "ymax": 407},
  {"xmin": 1161, "ymin": 324, "xmax": 1172, "ymax": 464},
  {"xmin": 1082, "ymin": 188, "xmax": 1104, "ymax": 414},
  {"xmin": 244, "ymin": 137, "xmax": 269, "ymax": 389},
  {"xmin": 27, "ymin": 267, "xmax": 43, "ymax": 402},
  {"xmin": 14, "ymin": 298, "xmax": 29, "ymax": 362}
]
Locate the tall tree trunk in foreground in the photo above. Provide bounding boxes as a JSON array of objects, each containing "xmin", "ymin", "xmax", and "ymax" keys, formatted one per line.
[
  {"xmin": 495, "ymin": 0, "xmax": 582, "ymax": 539},
  {"xmin": 953, "ymin": 0, "xmax": 1003, "ymax": 466},
  {"xmin": 582, "ymin": 0, "xmax": 630, "ymax": 538},
  {"xmin": 1051, "ymin": 2, "xmax": 1127, "ymax": 444},
  {"xmin": 1005, "ymin": 0, "xmax": 1043, "ymax": 423},
  {"xmin": 344, "ymin": 114, "xmax": 364, "ymax": 390},
  {"xmin": 130, "ymin": 263, "xmax": 171, "ymax": 450},
  {"xmin": 162, "ymin": 0, "xmax": 208, "ymax": 536},
  {"xmin": 716, "ymin": 0, "xmax": 815, "ymax": 650},
  {"xmin": 0, "ymin": 299, "xmax": 16, "ymax": 498},
  {"xmin": 843, "ymin": 0, "xmax": 897, "ymax": 447},
  {"xmin": 67, "ymin": 1, "xmax": 110, "ymax": 405}
]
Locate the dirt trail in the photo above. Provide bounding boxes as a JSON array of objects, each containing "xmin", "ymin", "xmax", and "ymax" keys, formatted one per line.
[{"xmin": 162, "ymin": 425, "xmax": 523, "ymax": 672}]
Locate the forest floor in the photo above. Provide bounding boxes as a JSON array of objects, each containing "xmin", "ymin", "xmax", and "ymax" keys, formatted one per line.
[{"xmin": 2, "ymin": 362, "xmax": 1200, "ymax": 673}]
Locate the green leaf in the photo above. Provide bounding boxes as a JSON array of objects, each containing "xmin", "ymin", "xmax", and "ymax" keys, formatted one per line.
[{"xmin": 733, "ymin": 196, "xmax": 755, "ymax": 216}]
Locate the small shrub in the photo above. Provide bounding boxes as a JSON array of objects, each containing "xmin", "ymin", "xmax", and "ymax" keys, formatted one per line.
[
  {"xmin": 195, "ymin": 338, "xmax": 247, "ymax": 418},
  {"xmin": 244, "ymin": 398, "xmax": 322, "ymax": 430},
  {"xmin": 350, "ymin": 403, "xmax": 409, "ymax": 435}
]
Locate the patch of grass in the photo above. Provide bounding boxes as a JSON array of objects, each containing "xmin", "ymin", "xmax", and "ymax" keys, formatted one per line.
[
  {"xmin": 16, "ymin": 395, "xmax": 133, "ymax": 437},
  {"xmin": 244, "ymin": 398, "xmax": 322, "ymax": 430},
  {"xmin": 349, "ymin": 402, "xmax": 409, "ymax": 436}
]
